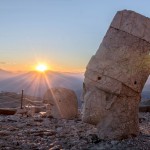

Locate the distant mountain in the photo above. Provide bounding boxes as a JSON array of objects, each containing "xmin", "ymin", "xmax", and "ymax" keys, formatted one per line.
[
  {"xmin": 1, "ymin": 69, "xmax": 150, "ymax": 106},
  {"xmin": 0, "ymin": 70, "xmax": 84, "ymax": 106},
  {"xmin": 0, "ymin": 68, "xmax": 11, "ymax": 73},
  {"xmin": 0, "ymin": 69, "xmax": 14, "ymax": 79}
]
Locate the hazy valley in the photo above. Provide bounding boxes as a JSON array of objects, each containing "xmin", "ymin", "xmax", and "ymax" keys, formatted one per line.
[
  {"xmin": 0, "ymin": 68, "xmax": 150, "ymax": 103},
  {"xmin": 0, "ymin": 69, "xmax": 84, "ymax": 106}
]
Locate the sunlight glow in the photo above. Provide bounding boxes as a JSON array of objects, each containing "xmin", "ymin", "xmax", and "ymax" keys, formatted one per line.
[{"xmin": 36, "ymin": 64, "xmax": 47, "ymax": 72}]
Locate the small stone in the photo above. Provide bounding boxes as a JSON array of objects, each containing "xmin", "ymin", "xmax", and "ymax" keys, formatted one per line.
[
  {"xmin": 89, "ymin": 134, "xmax": 101, "ymax": 143},
  {"xmin": 7, "ymin": 115, "xmax": 20, "ymax": 122},
  {"xmin": 0, "ymin": 130, "xmax": 10, "ymax": 136},
  {"xmin": 49, "ymin": 145, "xmax": 62, "ymax": 150},
  {"xmin": 39, "ymin": 112, "xmax": 47, "ymax": 118},
  {"xmin": 56, "ymin": 127, "xmax": 63, "ymax": 132},
  {"xmin": 111, "ymin": 140, "xmax": 118, "ymax": 145}
]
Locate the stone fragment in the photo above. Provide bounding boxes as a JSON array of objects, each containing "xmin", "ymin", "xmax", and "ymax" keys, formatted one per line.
[
  {"xmin": 82, "ymin": 10, "xmax": 150, "ymax": 139},
  {"xmin": 7, "ymin": 115, "xmax": 20, "ymax": 122},
  {"xmin": 39, "ymin": 112, "xmax": 47, "ymax": 118},
  {"xmin": 25, "ymin": 105, "xmax": 46, "ymax": 113},
  {"xmin": 43, "ymin": 88, "xmax": 78, "ymax": 119},
  {"xmin": 16, "ymin": 108, "xmax": 27, "ymax": 116},
  {"xmin": 16, "ymin": 107, "xmax": 35, "ymax": 117},
  {"xmin": 0, "ymin": 130, "xmax": 10, "ymax": 136}
]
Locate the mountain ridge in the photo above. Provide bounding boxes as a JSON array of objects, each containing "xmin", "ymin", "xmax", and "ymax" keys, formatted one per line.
[{"xmin": 0, "ymin": 69, "xmax": 83, "ymax": 106}]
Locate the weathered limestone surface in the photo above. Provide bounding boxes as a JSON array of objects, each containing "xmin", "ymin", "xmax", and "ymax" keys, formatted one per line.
[
  {"xmin": 82, "ymin": 10, "xmax": 150, "ymax": 139},
  {"xmin": 43, "ymin": 88, "xmax": 78, "ymax": 119}
]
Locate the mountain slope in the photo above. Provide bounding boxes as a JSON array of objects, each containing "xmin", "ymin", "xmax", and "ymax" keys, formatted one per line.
[{"xmin": 0, "ymin": 70, "xmax": 84, "ymax": 106}]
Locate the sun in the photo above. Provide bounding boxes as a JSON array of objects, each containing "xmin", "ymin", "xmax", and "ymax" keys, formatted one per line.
[{"xmin": 36, "ymin": 64, "xmax": 48, "ymax": 72}]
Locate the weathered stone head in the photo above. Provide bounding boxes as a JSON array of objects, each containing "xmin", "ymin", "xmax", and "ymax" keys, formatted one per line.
[
  {"xmin": 82, "ymin": 10, "xmax": 150, "ymax": 139},
  {"xmin": 43, "ymin": 87, "xmax": 78, "ymax": 119}
]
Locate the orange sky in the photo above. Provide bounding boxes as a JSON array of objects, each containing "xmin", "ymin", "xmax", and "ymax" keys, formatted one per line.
[{"xmin": 1, "ymin": 60, "xmax": 85, "ymax": 73}]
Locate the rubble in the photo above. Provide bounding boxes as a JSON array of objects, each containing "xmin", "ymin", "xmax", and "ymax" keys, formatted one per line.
[{"xmin": 0, "ymin": 112, "xmax": 149, "ymax": 150}]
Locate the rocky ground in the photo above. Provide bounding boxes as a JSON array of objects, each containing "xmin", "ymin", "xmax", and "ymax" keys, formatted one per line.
[{"xmin": 0, "ymin": 112, "xmax": 149, "ymax": 150}]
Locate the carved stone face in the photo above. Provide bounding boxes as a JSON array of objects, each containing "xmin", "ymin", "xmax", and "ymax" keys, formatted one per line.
[
  {"xmin": 82, "ymin": 10, "xmax": 150, "ymax": 139},
  {"xmin": 82, "ymin": 80, "xmax": 140, "ymax": 139},
  {"xmin": 82, "ymin": 84, "xmax": 108, "ymax": 125}
]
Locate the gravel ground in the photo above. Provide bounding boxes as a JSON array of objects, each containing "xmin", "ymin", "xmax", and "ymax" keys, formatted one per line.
[{"xmin": 0, "ymin": 112, "xmax": 149, "ymax": 150}]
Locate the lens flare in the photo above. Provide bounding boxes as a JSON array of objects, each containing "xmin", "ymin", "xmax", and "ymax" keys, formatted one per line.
[{"xmin": 36, "ymin": 64, "xmax": 47, "ymax": 72}]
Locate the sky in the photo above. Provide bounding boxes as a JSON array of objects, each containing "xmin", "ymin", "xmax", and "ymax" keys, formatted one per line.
[{"xmin": 0, "ymin": 0, "xmax": 150, "ymax": 72}]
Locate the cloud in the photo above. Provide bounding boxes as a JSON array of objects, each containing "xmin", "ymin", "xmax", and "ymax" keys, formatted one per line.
[
  {"xmin": 0, "ymin": 62, "xmax": 6, "ymax": 64},
  {"xmin": 0, "ymin": 61, "xmax": 16, "ymax": 65}
]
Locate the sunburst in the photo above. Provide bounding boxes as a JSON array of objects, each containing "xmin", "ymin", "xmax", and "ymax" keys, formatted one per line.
[{"xmin": 36, "ymin": 64, "xmax": 47, "ymax": 72}]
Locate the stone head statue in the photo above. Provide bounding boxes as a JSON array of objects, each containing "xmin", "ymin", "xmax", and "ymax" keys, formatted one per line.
[{"xmin": 82, "ymin": 10, "xmax": 150, "ymax": 139}]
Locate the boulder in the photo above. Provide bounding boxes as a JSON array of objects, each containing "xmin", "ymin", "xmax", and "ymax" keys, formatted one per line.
[
  {"xmin": 82, "ymin": 10, "xmax": 150, "ymax": 139},
  {"xmin": 43, "ymin": 88, "xmax": 78, "ymax": 119}
]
